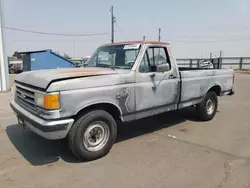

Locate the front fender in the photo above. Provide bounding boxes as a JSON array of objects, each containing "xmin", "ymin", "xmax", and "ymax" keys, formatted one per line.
[
  {"xmin": 59, "ymin": 86, "xmax": 135, "ymax": 119},
  {"xmin": 74, "ymin": 100, "xmax": 123, "ymax": 117}
]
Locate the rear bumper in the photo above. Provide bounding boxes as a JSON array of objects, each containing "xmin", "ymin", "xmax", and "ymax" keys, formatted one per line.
[
  {"xmin": 228, "ymin": 90, "xmax": 234, "ymax": 95},
  {"xmin": 221, "ymin": 89, "xmax": 234, "ymax": 96},
  {"xmin": 10, "ymin": 100, "xmax": 74, "ymax": 140}
]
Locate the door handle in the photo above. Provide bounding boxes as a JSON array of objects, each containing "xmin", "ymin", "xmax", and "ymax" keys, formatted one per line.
[{"xmin": 169, "ymin": 74, "xmax": 177, "ymax": 79}]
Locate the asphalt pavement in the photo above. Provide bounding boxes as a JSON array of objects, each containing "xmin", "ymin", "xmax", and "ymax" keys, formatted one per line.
[{"xmin": 0, "ymin": 73, "xmax": 250, "ymax": 188}]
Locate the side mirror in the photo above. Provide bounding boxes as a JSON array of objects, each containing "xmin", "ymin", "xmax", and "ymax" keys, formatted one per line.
[{"xmin": 156, "ymin": 63, "xmax": 170, "ymax": 72}]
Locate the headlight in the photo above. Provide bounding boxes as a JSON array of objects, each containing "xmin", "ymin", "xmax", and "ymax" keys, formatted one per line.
[
  {"xmin": 34, "ymin": 93, "xmax": 44, "ymax": 107},
  {"xmin": 35, "ymin": 92, "xmax": 60, "ymax": 110}
]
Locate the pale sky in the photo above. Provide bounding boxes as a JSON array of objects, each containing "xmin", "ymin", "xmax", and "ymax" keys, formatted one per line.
[{"xmin": 3, "ymin": 0, "xmax": 250, "ymax": 58}]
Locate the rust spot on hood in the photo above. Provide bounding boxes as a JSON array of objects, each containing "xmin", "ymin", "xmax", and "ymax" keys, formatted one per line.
[{"xmin": 57, "ymin": 69, "xmax": 115, "ymax": 77}]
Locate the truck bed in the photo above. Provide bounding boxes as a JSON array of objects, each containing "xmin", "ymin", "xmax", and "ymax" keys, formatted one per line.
[{"xmin": 178, "ymin": 68, "xmax": 234, "ymax": 109}]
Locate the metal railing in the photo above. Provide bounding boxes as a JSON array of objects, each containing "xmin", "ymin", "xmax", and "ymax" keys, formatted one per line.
[{"xmin": 176, "ymin": 57, "xmax": 250, "ymax": 70}]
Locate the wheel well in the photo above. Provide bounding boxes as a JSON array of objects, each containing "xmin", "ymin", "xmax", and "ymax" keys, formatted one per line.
[
  {"xmin": 75, "ymin": 103, "xmax": 122, "ymax": 121},
  {"xmin": 208, "ymin": 85, "xmax": 221, "ymax": 96}
]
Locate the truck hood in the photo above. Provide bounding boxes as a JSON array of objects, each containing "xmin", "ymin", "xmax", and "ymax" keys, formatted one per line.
[{"xmin": 15, "ymin": 67, "xmax": 127, "ymax": 90}]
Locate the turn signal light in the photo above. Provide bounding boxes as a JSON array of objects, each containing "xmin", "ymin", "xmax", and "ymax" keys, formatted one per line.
[{"xmin": 44, "ymin": 94, "xmax": 60, "ymax": 109}]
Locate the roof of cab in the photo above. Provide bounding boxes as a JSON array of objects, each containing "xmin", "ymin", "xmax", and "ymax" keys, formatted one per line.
[{"xmin": 102, "ymin": 40, "xmax": 169, "ymax": 46}]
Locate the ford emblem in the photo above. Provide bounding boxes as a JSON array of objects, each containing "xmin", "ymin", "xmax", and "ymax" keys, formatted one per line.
[{"xmin": 20, "ymin": 93, "xmax": 26, "ymax": 99}]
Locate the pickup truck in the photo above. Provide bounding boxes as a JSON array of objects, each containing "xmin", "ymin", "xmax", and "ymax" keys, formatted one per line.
[{"xmin": 10, "ymin": 40, "xmax": 234, "ymax": 161}]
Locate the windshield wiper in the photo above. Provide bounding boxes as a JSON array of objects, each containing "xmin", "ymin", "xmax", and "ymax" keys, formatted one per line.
[
  {"xmin": 95, "ymin": 64, "xmax": 111, "ymax": 68},
  {"xmin": 95, "ymin": 64, "xmax": 113, "ymax": 69},
  {"xmin": 89, "ymin": 64, "xmax": 129, "ymax": 70},
  {"xmin": 111, "ymin": 66, "xmax": 122, "ymax": 69},
  {"xmin": 95, "ymin": 64, "xmax": 121, "ymax": 70}
]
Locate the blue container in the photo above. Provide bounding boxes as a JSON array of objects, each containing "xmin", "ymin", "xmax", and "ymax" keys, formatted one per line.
[{"xmin": 20, "ymin": 49, "xmax": 74, "ymax": 71}]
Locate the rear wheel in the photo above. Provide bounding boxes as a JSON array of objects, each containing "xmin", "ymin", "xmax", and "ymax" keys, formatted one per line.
[
  {"xmin": 196, "ymin": 92, "xmax": 218, "ymax": 121},
  {"xmin": 68, "ymin": 110, "xmax": 117, "ymax": 161}
]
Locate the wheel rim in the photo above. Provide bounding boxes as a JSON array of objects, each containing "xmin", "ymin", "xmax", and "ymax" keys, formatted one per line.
[
  {"xmin": 206, "ymin": 99, "xmax": 215, "ymax": 115},
  {"xmin": 83, "ymin": 122, "xmax": 110, "ymax": 152}
]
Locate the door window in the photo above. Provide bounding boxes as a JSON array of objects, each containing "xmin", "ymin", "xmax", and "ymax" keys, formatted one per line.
[
  {"xmin": 139, "ymin": 47, "xmax": 170, "ymax": 72},
  {"xmin": 154, "ymin": 48, "xmax": 168, "ymax": 66}
]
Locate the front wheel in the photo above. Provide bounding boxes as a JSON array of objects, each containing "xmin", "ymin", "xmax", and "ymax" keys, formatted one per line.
[
  {"xmin": 196, "ymin": 92, "xmax": 218, "ymax": 121},
  {"xmin": 68, "ymin": 110, "xmax": 117, "ymax": 161}
]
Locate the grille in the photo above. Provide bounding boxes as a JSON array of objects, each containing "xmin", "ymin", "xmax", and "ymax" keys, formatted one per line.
[{"xmin": 15, "ymin": 84, "xmax": 37, "ymax": 112}]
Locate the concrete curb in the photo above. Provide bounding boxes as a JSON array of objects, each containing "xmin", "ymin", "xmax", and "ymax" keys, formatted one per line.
[
  {"xmin": 0, "ymin": 89, "xmax": 11, "ymax": 93},
  {"xmin": 235, "ymin": 71, "xmax": 250, "ymax": 74}
]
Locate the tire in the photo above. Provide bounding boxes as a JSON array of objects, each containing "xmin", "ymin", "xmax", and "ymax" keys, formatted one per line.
[
  {"xmin": 196, "ymin": 91, "xmax": 218, "ymax": 121},
  {"xmin": 68, "ymin": 110, "xmax": 117, "ymax": 161}
]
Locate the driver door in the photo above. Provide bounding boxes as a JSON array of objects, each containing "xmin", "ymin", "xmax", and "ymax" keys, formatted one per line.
[{"xmin": 135, "ymin": 46, "xmax": 179, "ymax": 119}]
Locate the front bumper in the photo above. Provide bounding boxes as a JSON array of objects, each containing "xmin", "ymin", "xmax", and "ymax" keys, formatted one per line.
[{"xmin": 10, "ymin": 100, "xmax": 74, "ymax": 140}]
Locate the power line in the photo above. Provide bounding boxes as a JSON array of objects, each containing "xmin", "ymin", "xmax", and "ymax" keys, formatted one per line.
[
  {"xmin": 115, "ymin": 22, "xmax": 124, "ymax": 35},
  {"xmin": 110, "ymin": 25, "xmax": 250, "ymax": 35},
  {"xmin": 162, "ymin": 25, "xmax": 250, "ymax": 32},
  {"xmin": 4, "ymin": 26, "xmax": 109, "ymax": 36},
  {"xmin": 6, "ymin": 26, "xmax": 250, "ymax": 43},
  {"xmin": 166, "ymin": 37, "xmax": 250, "ymax": 43}
]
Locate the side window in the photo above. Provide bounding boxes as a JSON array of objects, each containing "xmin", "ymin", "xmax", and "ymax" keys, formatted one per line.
[
  {"xmin": 138, "ymin": 47, "xmax": 170, "ymax": 73},
  {"xmin": 147, "ymin": 48, "xmax": 154, "ymax": 67},
  {"xmin": 148, "ymin": 47, "xmax": 170, "ymax": 72},
  {"xmin": 139, "ymin": 54, "xmax": 150, "ymax": 73},
  {"xmin": 155, "ymin": 48, "xmax": 167, "ymax": 66}
]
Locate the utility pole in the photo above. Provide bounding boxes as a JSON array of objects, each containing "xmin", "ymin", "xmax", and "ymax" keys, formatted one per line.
[
  {"xmin": 210, "ymin": 52, "xmax": 212, "ymax": 59},
  {"xmin": 0, "ymin": 0, "xmax": 9, "ymax": 91},
  {"xmin": 73, "ymin": 35, "xmax": 75, "ymax": 58},
  {"xmin": 143, "ymin": 35, "xmax": 146, "ymax": 41},
  {"xmin": 110, "ymin": 6, "xmax": 115, "ymax": 43},
  {"xmin": 219, "ymin": 50, "xmax": 222, "ymax": 69},
  {"xmin": 158, "ymin": 28, "xmax": 161, "ymax": 42}
]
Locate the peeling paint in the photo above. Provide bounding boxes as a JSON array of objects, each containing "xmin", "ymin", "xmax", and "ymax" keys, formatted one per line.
[{"xmin": 116, "ymin": 88, "xmax": 130, "ymax": 114}]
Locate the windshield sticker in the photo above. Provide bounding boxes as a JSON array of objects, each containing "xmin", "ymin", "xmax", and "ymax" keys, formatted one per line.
[{"xmin": 123, "ymin": 44, "xmax": 140, "ymax": 50}]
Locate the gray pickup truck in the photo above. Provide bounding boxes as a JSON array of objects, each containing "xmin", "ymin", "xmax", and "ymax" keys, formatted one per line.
[{"xmin": 10, "ymin": 41, "xmax": 234, "ymax": 161}]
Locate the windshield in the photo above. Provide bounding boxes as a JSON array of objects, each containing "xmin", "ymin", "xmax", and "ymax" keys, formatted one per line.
[{"xmin": 86, "ymin": 44, "xmax": 141, "ymax": 69}]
